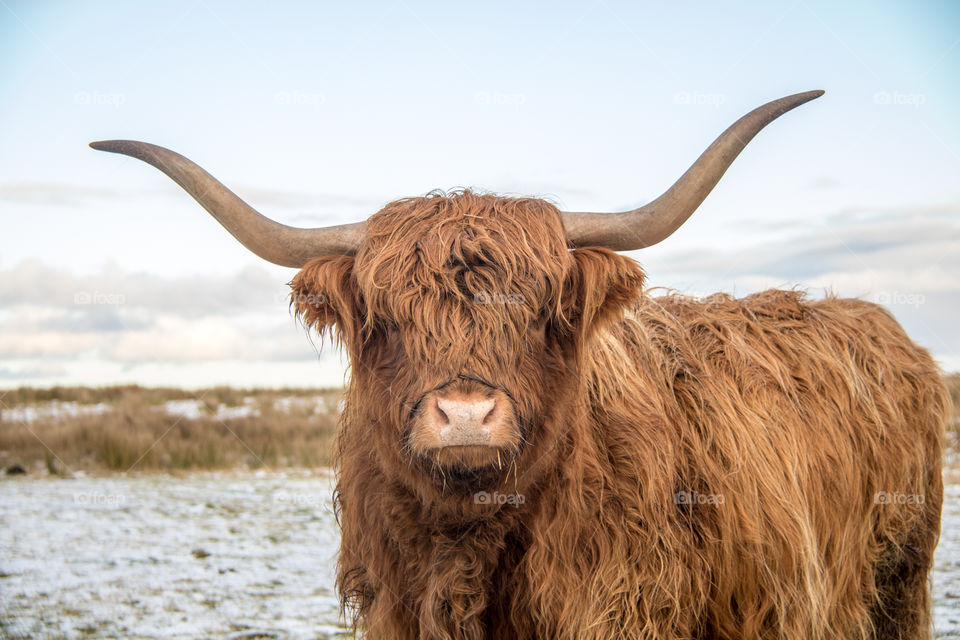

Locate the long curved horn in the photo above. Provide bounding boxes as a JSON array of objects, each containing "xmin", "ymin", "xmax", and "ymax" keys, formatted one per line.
[
  {"xmin": 562, "ymin": 90, "xmax": 824, "ymax": 250},
  {"xmin": 89, "ymin": 140, "xmax": 364, "ymax": 267}
]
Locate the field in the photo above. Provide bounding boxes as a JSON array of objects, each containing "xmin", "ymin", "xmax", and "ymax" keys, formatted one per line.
[
  {"xmin": 0, "ymin": 386, "xmax": 342, "ymax": 474},
  {"xmin": 1, "ymin": 382, "xmax": 959, "ymax": 638},
  {"xmin": 0, "ymin": 472, "xmax": 348, "ymax": 639}
]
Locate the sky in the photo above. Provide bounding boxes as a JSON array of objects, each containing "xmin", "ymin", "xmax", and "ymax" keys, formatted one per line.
[{"xmin": 1, "ymin": 0, "xmax": 958, "ymax": 389}]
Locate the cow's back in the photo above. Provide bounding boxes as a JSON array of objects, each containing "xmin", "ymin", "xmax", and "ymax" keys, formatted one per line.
[{"xmin": 589, "ymin": 289, "xmax": 946, "ymax": 639}]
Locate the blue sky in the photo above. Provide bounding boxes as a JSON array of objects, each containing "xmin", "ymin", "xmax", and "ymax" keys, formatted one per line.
[{"xmin": 1, "ymin": 0, "xmax": 958, "ymax": 387}]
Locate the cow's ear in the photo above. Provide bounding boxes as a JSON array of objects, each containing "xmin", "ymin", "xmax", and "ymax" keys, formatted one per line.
[
  {"xmin": 560, "ymin": 247, "xmax": 645, "ymax": 343},
  {"xmin": 290, "ymin": 255, "xmax": 363, "ymax": 347}
]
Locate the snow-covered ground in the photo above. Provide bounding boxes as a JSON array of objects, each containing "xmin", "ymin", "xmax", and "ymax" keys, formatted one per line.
[
  {"xmin": 935, "ymin": 481, "xmax": 960, "ymax": 636},
  {"xmin": 0, "ymin": 401, "xmax": 113, "ymax": 424},
  {"xmin": 0, "ymin": 396, "xmax": 339, "ymax": 424},
  {"xmin": 160, "ymin": 398, "xmax": 262, "ymax": 421},
  {"xmin": 0, "ymin": 471, "xmax": 348, "ymax": 639},
  {"xmin": 1, "ymin": 473, "xmax": 958, "ymax": 639}
]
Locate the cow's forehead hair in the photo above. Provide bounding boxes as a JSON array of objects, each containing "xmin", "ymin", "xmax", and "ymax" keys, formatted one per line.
[{"xmin": 352, "ymin": 190, "xmax": 572, "ymax": 314}]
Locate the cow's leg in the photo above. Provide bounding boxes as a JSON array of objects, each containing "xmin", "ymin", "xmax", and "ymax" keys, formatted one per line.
[{"xmin": 870, "ymin": 525, "xmax": 938, "ymax": 640}]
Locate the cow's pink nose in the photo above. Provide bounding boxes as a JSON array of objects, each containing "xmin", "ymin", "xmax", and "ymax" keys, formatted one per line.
[{"xmin": 430, "ymin": 396, "xmax": 498, "ymax": 446}]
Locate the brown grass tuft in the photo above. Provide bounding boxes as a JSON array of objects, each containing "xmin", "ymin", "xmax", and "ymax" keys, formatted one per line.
[
  {"xmin": 945, "ymin": 372, "xmax": 960, "ymax": 446},
  {"xmin": 0, "ymin": 386, "xmax": 341, "ymax": 474}
]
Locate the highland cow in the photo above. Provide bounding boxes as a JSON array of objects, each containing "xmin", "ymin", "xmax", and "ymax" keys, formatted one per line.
[{"xmin": 92, "ymin": 90, "xmax": 946, "ymax": 639}]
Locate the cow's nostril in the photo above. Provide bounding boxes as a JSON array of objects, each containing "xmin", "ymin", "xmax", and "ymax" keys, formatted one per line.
[
  {"xmin": 481, "ymin": 401, "xmax": 497, "ymax": 425},
  {"xmin": 433, "ymin": 398, "xmax": 450, "ymax": 426}
]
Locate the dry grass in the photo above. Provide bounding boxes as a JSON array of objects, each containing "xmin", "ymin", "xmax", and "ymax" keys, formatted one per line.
[
  {"xmin": 946, "ymin": 372, "xmax": 960, "ymax": 445},
  {"xmin": 0, "ymin": 384, "xmax": 273, "ymax": 408},
  {"xmin": 0, "ymin": 386, "xmax": 341, "ymax": 475}
]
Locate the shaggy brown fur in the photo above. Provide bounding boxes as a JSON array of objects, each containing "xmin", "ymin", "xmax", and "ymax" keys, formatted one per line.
[{"xmin": 290, "ymin": 190, "xmax": 946, "ymax": 640}]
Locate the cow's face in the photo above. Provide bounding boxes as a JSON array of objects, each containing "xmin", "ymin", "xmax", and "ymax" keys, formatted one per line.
[
  {"xmin": 292, "ymin": 191, "xmax": 643, "ymax": 486},
  {"xmin": 93, "ymin": 93, "xmax": 822, "ymax": 488}
]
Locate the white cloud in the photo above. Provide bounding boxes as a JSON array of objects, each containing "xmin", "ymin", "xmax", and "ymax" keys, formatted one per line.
[
  {"xmin": 0, "ymin": 331, "xmax": 101, "ymax": 358},
  {"xmin": 0, "ymin": 182, "xmax": 118, "ymax": 206},
  {"xmin": 105, "ymin": 315, "xmax": 253, "ymax": 363},
  {"xmin": 0, "ymin": 260, "xmax": 289, "ymax": 316},
  {"xmin": 805, "ymin": 267, "xmax": 960, "ymax": 296},
  {"xmin": 0, "ymin": 260, "xmax": 346, "ymax": 386},
  {"xmin": 0, "ymin": 362, "xmax": 67, "ymax": 380}
]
